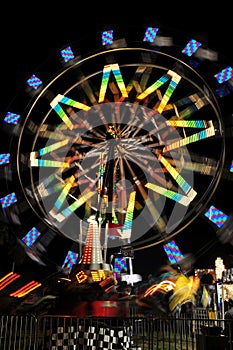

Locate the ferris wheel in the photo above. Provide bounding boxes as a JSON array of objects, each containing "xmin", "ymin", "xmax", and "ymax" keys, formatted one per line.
[{"xmin": 0, "ymin": 23, "xmax": 233, "ymax": 273}]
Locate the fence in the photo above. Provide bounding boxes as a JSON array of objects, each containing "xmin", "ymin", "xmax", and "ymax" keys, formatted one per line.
[{"xmin": 0, "ymin": 312, "xmax": 232, "ymax": 350}]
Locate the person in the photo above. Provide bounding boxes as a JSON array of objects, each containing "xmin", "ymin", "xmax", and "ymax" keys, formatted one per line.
[
  {"xmin": 224, "ymin": 296, "xmax": 233, "ymax": 343},
  {"xmin": 200, "ymin": 269, "xmax": 215, "ymax": 309}
]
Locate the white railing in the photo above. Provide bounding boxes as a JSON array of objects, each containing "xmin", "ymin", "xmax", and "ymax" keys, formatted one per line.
[{"xmin": 0, "ymin": 311, "xmax": 231, "ymax": 350}]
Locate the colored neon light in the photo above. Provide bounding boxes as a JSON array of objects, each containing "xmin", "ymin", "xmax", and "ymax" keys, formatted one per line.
[
  {"xmin": 81, "ymin": 220, "xmax": 103, "ymax": 265},
  {"xmin": 30, "ymin": 158, "xmax": 69, "ymax": 168},
  {"xmin": 62, "ymin": 250, "xmax": 79, "ymax": 270},
  {"xmin": 143, "ymin": 27, "xmax": 159, "ymax": 42},
  {"xmin": 157, "ymin": 154, "xmax": 197, "ymax": 200},
  {"xmin": 52, "ymin": 190, "xmax": 95, "ymax": 222},
  {"xmin": 60, "ymin": 46, "xmax": 74, "ymax": 62},
  {"xmin": 26, "ymin": 74, "xmax": 42, "ymax": 90},
  {"xmin": 167, "ymin": 120, "xmax": 207, "ymax": 128},
  {"xmin": 4, "ymin": 112, "xmax": 20, "ymax": 124},
  {"xmin": 52, "ymin": 175, "xmax": 76, "ymax": 211},
  {"xmin": 145, "ymin": 182, "xmax": 191, "ymax": 206},
  {"xmin": 22, "ymin": 227, "xmax": 41, "ymax": 247},
  {"xmin": 144, "ymin": 280, "xmax": 176, "ymax": 297},
  {"xmin": 0, "ymin": 153, "xmax": 10, "ymax": 165},
  {"xmin": 101, "ymin": 30, "xmax": 114, "ymax": 46},
  {"xmin": 204, "ymin": 205, "xmax": 229, "ymax": 228},
  {"xmin": 91, "ymin": 270, "xmax": 106, "ymax": 282},
  {"xmin": 76, "ymin": 270, "xmax": 88, "ymax": 283},
  {"xmin": 39, "ymin": 139, "xmax": 69, "ymax": 156},
  {"xmin": 162, "ymin": 123, "xmax": 215, "ymax": 152},
  {"xmin": 119, "ymin": 190, "xmax": 136, "ymax": 239},
  {"xmin": 10, "ymin": 281, "xmax": 41, "ymax": 298},
  {"xmin": 163, "ymin": 239, "xmax": 184, "ymax": 264},
  {"xmin": 50, "ymin": 94, "xmax": 90, "ymax": 130},
  {"xmin": 113, "ymin": 256, "xmax": 127, "ymax": 279},
  {"xmin": 230, "ymin": 161, "xmax": 233, "ymax": 172},
  {"xmin": 137, "ymin": 70, "xmax": 181, "ymax": 114},
  {"xmin": 98, "ymin": 63, "xmax": 128, "ymax": 103},
  {"xmin": 0, "ymin": 272, "xmax": 20, "ymax": 291},
  {"xmin": 30, "ymin": 140, "xmax": 70, "ymax": 168},
  {"xmin": 97, "ymin": 152, "xmax": 105, "ymax": 202},
  {"xmin": 0, "ymin": 192, "xmax": 17, "ymax": 208},
  {"xmin": 214, "ymin": 66, "xmax": 233, "ymax": 83},
  {"xmin": 182, "ymin": 39, "xmax": 202, "ymax": 57}
]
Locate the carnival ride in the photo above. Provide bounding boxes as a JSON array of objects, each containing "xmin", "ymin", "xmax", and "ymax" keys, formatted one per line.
[{"xmin": 0, "ymin": 21, "xmax": 233, "ymax": 316}]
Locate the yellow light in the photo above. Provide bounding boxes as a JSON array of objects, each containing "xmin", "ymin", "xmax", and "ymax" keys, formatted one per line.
[{"xmin": 76, "ymin": 270, "xmax": 88, "ymax": 283}]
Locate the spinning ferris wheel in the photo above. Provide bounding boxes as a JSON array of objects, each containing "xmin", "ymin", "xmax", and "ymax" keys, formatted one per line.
[{"xmin": 0, "ymin": 23, "xmax": 233, "ymax": 272}]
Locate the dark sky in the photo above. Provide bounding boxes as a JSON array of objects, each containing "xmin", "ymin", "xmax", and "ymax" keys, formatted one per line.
[
  {"xmin": 0, "ymin": 3, "xmax": 233, "ymax": 280},
  {"xmin": 1, "ymin": 3, "xmax": 231, "ymax": 101},
  {"xmin": 1, "ymin": 3, "xmax": 232, "ymax": 110}
]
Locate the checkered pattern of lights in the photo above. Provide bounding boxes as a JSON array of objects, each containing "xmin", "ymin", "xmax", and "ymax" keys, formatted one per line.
[
  {"xmin": 21, "ymin": 227, "xmax": 41, "ymax": 247},
  {"xmin": 45, "ymin": 323, "xmax": 132, "ymax": 349},
  {"xmin": 204, "ymin": 205, "xmax": 229, "ymax": 228},
  {"xmin": 163, "ymin": 239, "xmax": 184, "ymax": 264}
]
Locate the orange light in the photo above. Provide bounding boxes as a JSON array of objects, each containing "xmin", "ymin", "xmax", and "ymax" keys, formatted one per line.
[
  {"xmin": 10, "ymin": 281, "xmax": 41, "ymax": 298},
  {"xmin": 0, "ymin": 272, "xmax": 20, "ymax": 290},
  {"xmin": 76, "ymin": 270, "xmax": 88, "ymax": 283}
]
